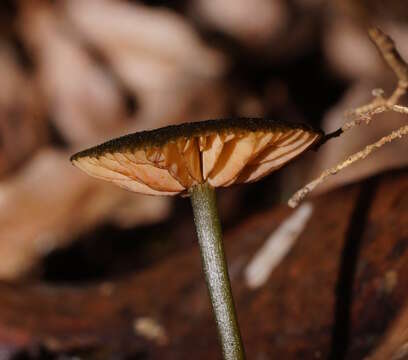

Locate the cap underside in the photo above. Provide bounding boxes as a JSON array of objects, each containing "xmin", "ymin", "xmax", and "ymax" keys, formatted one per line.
[{"xmin": 71, "ymin": 118, "xmax": 322, "ymax": 196}]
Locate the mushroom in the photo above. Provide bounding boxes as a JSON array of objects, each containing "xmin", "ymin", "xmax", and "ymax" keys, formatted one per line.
[{"xmin": 71, "ymin": 118, "xmax": 322, "ymax": 359}]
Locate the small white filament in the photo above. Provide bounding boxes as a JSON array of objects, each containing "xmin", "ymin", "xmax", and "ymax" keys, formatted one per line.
[{"xmin": 244, "ymin": 202, "xmax": 314, "ymax": 289}]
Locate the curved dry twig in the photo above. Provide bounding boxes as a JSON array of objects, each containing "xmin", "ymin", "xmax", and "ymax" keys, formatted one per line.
[{"xmin": 289, "ymin": 27, "xmax": 408, "ymax": 208}]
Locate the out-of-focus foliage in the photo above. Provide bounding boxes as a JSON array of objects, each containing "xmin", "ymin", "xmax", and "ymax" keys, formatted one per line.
[
  {"xmin": 0, "ymin": 0, "xmax": 227, "ymax": 279},
  {"xmin": 0, "ymin": 0, "xmax": 407, "ymax": 279}
]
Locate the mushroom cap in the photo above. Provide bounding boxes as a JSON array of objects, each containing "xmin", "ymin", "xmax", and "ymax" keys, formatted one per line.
[{"xmin": 71, "ymin": 118, "xmax": 323, "ymax": 196}]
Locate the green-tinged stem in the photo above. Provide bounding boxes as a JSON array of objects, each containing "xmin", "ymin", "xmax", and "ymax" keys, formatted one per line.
[{"xmin": 190, "ymin": 182, "xmax": 245, "ymax": 360}]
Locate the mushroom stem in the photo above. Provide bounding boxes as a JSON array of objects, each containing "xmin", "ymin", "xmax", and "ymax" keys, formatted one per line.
[{"xmin": 190, "ymin": 182, "xmax": 245, "ymax": 360}]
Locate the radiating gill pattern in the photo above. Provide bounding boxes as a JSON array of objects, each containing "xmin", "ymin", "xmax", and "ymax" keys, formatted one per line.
[{"xmin": 72, "ymin": 128, "xmax": 319, "ymax": 195}]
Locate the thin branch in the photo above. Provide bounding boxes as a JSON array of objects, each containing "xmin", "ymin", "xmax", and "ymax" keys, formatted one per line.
[
  {"xmin": 288, "ymin": 125, "xmax": 408, "ymax": 208},
  {"xmin": 392, "ymin": 104, "xmax": 408, "ymax": 114},
  {"xmin": 368, "ymin": 27, "xmax": 408, "ymax": 84},
  {"xmin": 288, "ymin": 27, "xmax": 408, "ymax": 208}
]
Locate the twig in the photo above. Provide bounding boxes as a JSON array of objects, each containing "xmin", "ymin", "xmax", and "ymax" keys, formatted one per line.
[
  {"xmin": 288, "ymin": 27, "xmax": 408, "ymax": 208},
  {"xmin": 368, "ymin": 27, "xmax": 408, "ymax": 83},
  {"xmin": 288, "ymin": 125, "xmax": 408, "ymax": 208}
]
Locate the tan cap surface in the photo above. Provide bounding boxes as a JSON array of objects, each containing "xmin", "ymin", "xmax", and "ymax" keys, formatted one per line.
[{"xmin": 71, "ymin": 118, "xmax": 323, "ymax": 195}]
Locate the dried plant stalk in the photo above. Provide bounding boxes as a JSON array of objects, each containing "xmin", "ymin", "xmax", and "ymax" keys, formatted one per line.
[
  {"xmin": 288, "ymin": 125, "xmax": 408, "ymax": 208},
  {"xmin": 368, "ymin": 27, "xmax": 408, "ymax": 83},
  {"xmin": 289, "ymin": 27, "xmax": 408, "ymax": 208}
]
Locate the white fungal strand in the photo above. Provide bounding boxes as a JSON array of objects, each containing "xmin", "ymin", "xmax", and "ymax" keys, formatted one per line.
[{"xmin": 244, "ymin": 202, "xmax": 314, "ymax": 289}]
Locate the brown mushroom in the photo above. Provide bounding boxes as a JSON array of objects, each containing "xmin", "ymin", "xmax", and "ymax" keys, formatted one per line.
[
  {"xmin": 71, "ymin": 118, "xmax": 320, "ymax": 194},
  {"xmin": 71, "ymin": 118, "xmax": 323, "ymax": 360}
]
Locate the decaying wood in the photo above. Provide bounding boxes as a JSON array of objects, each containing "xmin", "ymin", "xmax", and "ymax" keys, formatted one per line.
[
  {"xmin": 0, "ymin": 169, "xmax": 406, "ymax": 359},
  {"xmin": 367, "ymin": 304, "xmax": 408, "ymax": 360}
]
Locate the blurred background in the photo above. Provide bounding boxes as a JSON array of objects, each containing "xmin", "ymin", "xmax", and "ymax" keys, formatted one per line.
[{"xmin": 0, "ymin": 0, "xmax": 408, "ymax": 358}]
